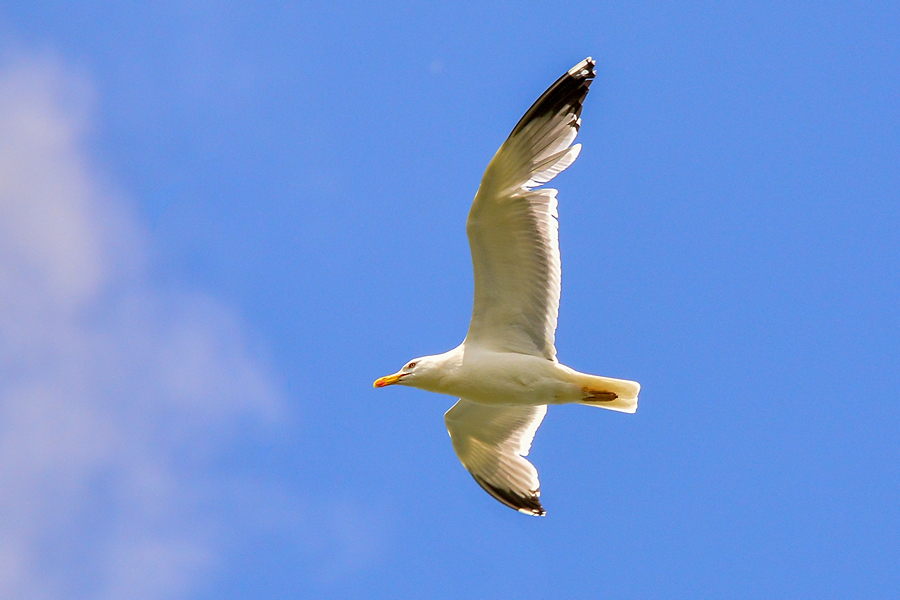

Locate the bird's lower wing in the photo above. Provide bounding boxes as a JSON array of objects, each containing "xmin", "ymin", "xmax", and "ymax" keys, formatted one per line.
[{"xmin": 444, "ymin": 399, "xmax": 548, "ymax": 516}]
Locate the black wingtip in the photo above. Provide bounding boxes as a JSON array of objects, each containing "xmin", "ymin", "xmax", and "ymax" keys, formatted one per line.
[
  {"xmin": 508, "ymin": 57, "xmax": 596, "ymax": 139},
  {"xmin": 473, "ymin": 475, "xmax": 546, "ymax": 516}
]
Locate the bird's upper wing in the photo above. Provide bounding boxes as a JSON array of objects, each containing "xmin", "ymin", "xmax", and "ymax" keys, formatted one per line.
[
  {"xmin": 465, "ymin": 58, "xmax": 596, "ymax": 360},
  {"xmin": 444, "ymin": 399, "xmax": 548, "ymax": 516}
]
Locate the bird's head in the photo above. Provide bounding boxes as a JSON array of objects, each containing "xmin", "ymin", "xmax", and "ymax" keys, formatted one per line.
[{"xmin": 373, "ymin": 354, "xmax": 444, "ymax": 391}]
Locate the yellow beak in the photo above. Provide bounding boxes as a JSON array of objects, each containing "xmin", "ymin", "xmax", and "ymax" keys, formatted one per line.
[{"xmin": 373, "ymin": 372, "xmax": 406, "ymax": 388}]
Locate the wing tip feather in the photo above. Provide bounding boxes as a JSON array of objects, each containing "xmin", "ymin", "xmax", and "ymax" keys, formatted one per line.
[
  {"xmin": 568, "ymin": 56, "xmax": 596, "ymax": 77},
  {"xmin": 509, "ymin": 57, "xmax": 596, "ymax": 139},
  {"xmin": 473, "ymin": 474, "xmax": 546, "ymax": 516}
]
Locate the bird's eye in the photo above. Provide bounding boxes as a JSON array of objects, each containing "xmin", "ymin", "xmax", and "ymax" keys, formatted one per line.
[{"xmin": 407, "ymin": 361, "xmax": 417, "ymax": 369}]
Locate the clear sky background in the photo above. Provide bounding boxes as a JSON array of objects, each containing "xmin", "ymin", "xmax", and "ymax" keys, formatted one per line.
[{"xmin": 1, "ymin": 2, "xmax": 898, "ymax": 599}]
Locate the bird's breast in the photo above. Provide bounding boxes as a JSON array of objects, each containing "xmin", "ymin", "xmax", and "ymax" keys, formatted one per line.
[{"xmin": 441, "ymin": 350, "xmax": 578, "ymax": 406}]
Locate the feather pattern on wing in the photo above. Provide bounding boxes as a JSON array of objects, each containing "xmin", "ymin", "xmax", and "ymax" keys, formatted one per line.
[
  {"xmin": 444, "ymin": 399, "xmax": 548, "ymax": 516},
  {"xmin": 465, "ymin": 58, "xmax": 595, "ymax": 359}
]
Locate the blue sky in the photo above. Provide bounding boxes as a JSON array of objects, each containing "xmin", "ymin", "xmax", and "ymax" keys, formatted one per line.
[{"xmin": 1, "ymin": 1, "xmax": 898, "ymax": 598}]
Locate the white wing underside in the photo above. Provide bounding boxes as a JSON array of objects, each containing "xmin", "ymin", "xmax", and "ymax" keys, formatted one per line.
[
  {"xmin": 445, "ymin": 399, "xmax": 548, "ymax": 516},
  {"xmin": 465, "ymin": 58, "xmax": 595, "ymax": 360}
]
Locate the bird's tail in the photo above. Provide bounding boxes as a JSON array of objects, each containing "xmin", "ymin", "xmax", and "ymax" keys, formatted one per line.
[{"xmin": 572, "ymin": 371, "xmax": 640, "ymax": 414}]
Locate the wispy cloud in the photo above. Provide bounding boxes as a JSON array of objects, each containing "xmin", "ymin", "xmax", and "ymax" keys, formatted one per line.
[{"xmin": 0, "ymin": 54, "xmax": 283, "ymax": 599}]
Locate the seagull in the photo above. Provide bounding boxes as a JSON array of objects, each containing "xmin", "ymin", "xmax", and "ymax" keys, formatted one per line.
[{"xmin": 374, "ymin": 58, "xmax": 640, "ymax": 516}]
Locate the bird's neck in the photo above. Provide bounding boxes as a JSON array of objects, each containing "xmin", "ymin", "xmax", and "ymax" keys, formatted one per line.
[{"xmin": 414, "ymin": 346, "xmax": 464, "ymax": 395}]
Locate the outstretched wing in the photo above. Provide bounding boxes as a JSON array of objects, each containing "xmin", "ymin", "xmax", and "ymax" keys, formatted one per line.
[
  {"xmin": 465, "ymin": 58, "xmax": 596, "ymax": 360},
  {"xmin": 444, "ymin": 399, "xmax": 548, "ymax": 516}
]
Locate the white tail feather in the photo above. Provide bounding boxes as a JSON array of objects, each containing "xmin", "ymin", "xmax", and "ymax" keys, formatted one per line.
[{"xmin": 573, "ymin": 372, "xmax": 640, "ymax": 414}]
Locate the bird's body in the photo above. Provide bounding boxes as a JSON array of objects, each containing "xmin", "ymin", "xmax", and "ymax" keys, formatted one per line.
[
  {"xmin": 396, "ymin": 344, "xmax": 639, "ymax": 410},
  {"xmin": 375, "ymin": 58, "xmax": 640, "ymax": 516}
]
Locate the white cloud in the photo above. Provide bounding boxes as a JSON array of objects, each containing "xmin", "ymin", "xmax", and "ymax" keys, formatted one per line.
[{"xmin": 0, "ymin": 54, "xmax": 283, "ymax": 599}]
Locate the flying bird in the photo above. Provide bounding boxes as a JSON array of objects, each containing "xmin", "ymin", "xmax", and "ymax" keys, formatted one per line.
[{"xmin": 374, "ymin": 58, "xmax": 640, "ymax": 516}]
